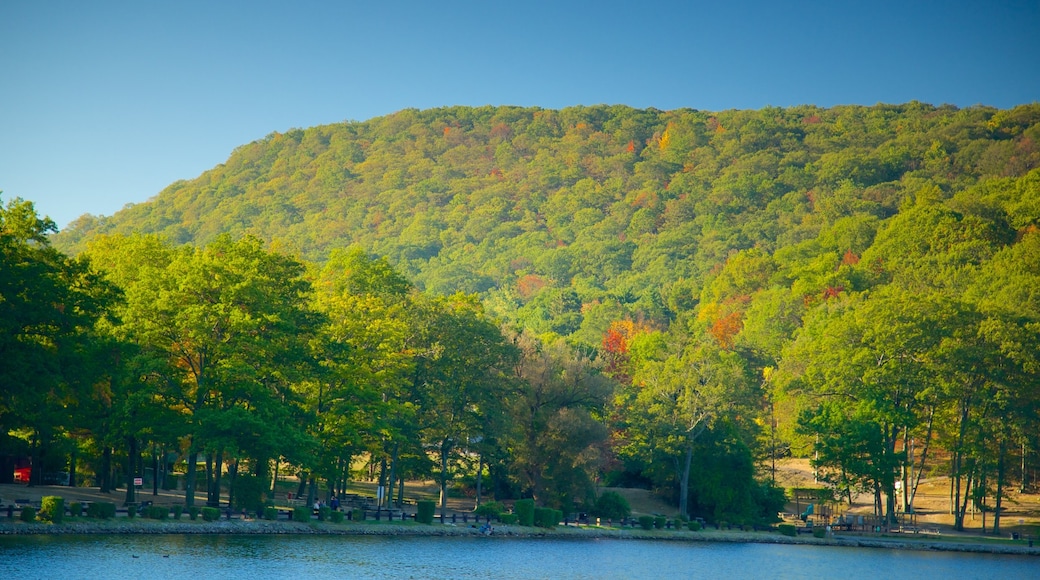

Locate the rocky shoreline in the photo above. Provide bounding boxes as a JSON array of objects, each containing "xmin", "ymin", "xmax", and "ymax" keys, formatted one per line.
[{"xmin": 2, "ymin": 519, "xmax": 1038, "ymax": 557}]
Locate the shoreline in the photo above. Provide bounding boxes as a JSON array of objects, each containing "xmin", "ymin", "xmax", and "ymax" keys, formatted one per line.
[{"xmin": 2, "ymin": 520, "xmax": 1038, "ymax": 557}]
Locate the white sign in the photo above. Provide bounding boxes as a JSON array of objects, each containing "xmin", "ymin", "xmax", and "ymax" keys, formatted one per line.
[{"xmin": 134, "ymin": 477, "xmax": 143, "ymax": 486}]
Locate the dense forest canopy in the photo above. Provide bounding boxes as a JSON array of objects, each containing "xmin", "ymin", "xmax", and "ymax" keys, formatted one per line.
[
  {"xmin": 55, "ymin": 102, "xmax": 1040, "ymax": 347},
  {"xmin": 3, "ymin": 102, "xmax": 1039, "ymax": 530}
]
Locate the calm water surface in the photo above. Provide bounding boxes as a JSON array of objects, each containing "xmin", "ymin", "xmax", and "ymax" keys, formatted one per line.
[{"xmin": 1, "ymin": 535, "xmax": 1037, "ymax": 579}]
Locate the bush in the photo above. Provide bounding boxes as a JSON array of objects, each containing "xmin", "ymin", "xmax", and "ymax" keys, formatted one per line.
[
  {"xmin": 201, "ymin": 507, "xmax": 221, "ymax": 522},
  {"xmin": 778, "ymin": 523, "xmax": 797, "ymax": 537},
  {"xmin": 514, "ymin": 499, "xmax": 535, "ymax": 527},
  {"xmin": 188, "ymin": 506, "xmax": 200, "ymax": 520},
  {"xmin": 317, "ymin": 506, "xmax": 331, "ymax": 521},
  {"xmin": 87, "ymin": 502, "xmax": 116, "ymax": 519},
  {"xmin": 351, "ymin": 508, "xmax": 365, "ymax": 522},
  {"xmin": 126, "ymin": 504, "xmax": 136, "ymax": 519},
  {"xmin": 416, "ymin": 500, "xmax": 436, "ymax": 524},
  {"xmin": 263, "ymin": 506, "xmax": 279, "ymax": 520},
  {"xmin": 39, "ymin": 496, "xmax": 64, "ymax": 523},
  {"xmin": 499, "ymin": 513, "xmax": 517, "ymax": 525},
  {"xmin": 473, "ymin": 500, "xmax": 506, "ymax": 518},
  {"xmin": 638, "ymin": 515, "xmax": 654, "ymax": 530},
  {"xmin": 330, "ymin": 510, "xmax": 345, "ymax": 524},
  {"xmin": 68, "ymin": 502, "xmax": 82, "ymax": 518},
  {"xmin": 687, "ymin": 521, "xmax": 702, "ymax": 531},
  {"xmin": 148, "ymin": 505, "xmax": 169, "ymax": 520},
  {"xmin": 592, "ymin": 491, "xmax": 631, "ymax": 521},
  {"xmin": 653, "ymin": 515, "xmax": 666, "ymax": 530},
  {"xmin": 534, "ymin": 507, "xmax": 557, "ymax": 528},
  {"xmin": 233, "ymin": 474, "xmax": 265, "ymax": 515},
  {"xmin": 813, "ymin": 527, "xmax": 827, "ymax": 539},
  {"xmin": 292, "ymin": 506, "xmax": 311, "ymax": 523},
  {"xmin": 172, "ymin": 505, "xmax": 183, "ymax": 520},
  {"xmin": 19, "ymin": 506, "xmax": 37, "ymax": 522}
]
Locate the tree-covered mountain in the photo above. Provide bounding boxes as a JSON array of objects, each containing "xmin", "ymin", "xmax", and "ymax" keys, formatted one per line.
[
  {"xmin": 55, "ymin": 103, "xmax": 1040, "ymax": 347},
  {"xmin": 26, "ymin": 102, "xmax": 1040, "ymax": 529}
]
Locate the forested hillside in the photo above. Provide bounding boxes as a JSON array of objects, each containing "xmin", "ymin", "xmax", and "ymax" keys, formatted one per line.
[
  {"xmin": 8, "ymin": 102, "xmax": 1039, "ymax": 530},
  {"xmin": 55, "ymin": 103, "xmax": 1040, "ymax": 347}
]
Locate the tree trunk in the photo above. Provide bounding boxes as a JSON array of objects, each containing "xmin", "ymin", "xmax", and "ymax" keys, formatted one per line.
[
  {"xmin": 185, "ymin": 439, "xmax": 199, "ymax": 508},
  {"xmin": 909, "ymin": 407, "xmax": 935, "ymax": 509},
  {"xmin": 228, "ymin": 458, "xmax": 239, "ymax": 510},
  {"xmin": 994, "ymin": 437, "xmax": 1007, "ymax": 535},
  {"xmin": 124, "ymin": 436, "xmax": 137, "ymax": 506},
  {"xmin": 204, "ymin": 453, "xmax": 214, "ymax": 507},
  {"xmin": 475, "ymin": 453, "xmax": 484, "ymax": 509},
  {"xmin": 99, "ymin": 446, "xmax": 112, "ymax": 493},
  {"xmin": 211, "ymin": 449, "xmax": 225, "ymax": 508},
  {"xmin": 388, "ymin": 443, "xmax": 399, "ymax": 508},
  {"xmin": 1021, "ymin": 441, "xmax": 1027, "ymax": 494},
  {"xmin": 901, "ymin": 428, "xmax": 910, "ymax": 512},
  {"xmin": 69, "ymin": 448, "xmax": 77, "ymax": 488},
  {"xmin": 439, "ymin": 439, "xmax": 451, "ymax": 517},
  {"xmin": 307, "ymin": 476, "xmax": 317, "ymax": 507},
  {"xmin": 952, "ymin": 398, "xmax": 971, "ymax": 530},
  {"xmin": 27, "ymin": 434, "xmax": 40, "ymax": 487},
  {"xmin": 956, "ymin": 461, "xmax": 975, "ymax": 531},
  {"xmin": 152, "ymin": 444, "xmax": 159, "ymax": 496},
  {"xmin": 678, "ymin": 441, "xmax": 694, "ymax": 518},
  {"xmin": 378, "ymin": 455, "xmax": 388, "ymax": 508}
]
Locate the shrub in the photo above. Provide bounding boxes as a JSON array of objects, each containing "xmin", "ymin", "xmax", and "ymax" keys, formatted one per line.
[
  {"xmin": 19, "ymin": 506, "xmax": 37, "ymax": 522},
  {"xmin": 263, "ymin": 506, "xmax": 279, "ymax": 521},
  {"xmin": 330, "ymin": 510, "xmax": 345, "ymax": 524},
  {"xmin": 592, "ymin": 491, "xmax": 631, "ymax": 521},
  {"xmin": 638, "ymin": 515, "xmax": 654, "ymax": 530},
  {"xmin": 473, "ymin": 501, "xmax": 505, "ymax": 518},
  {"xmin": 687, "ymin": 521, "xmax": 702, "ymax": 531},
  {"xmin": 188, "ymin": 506, "xmax": 200, "ymax": 520},
  {"xmin": 514, "ymin": 499, "xmax": 535, "ymax": 527},
  {"xmin": 39, "ymin": 496, "xmax": 64, "ymax": 523},
  {"xmin": 534, "ymin": 507, "xmax": 556, "ymax": 528},
  {"xmin": 68, "ymin": 502, "xmax": 82, "ymax": 518},
  {"xmin": 292, "ymin": 506, "xmax": 311, "ymax": 523},
  {"xmin": 201, "ymin": 507, "xmax": 220, "ymax": 522},
  {"xmin": 317, "ymin": 506, "xmax": 331, "ymax": 521},
  {"xmin": 499, "ymin": 513, "xmax": 517, "ymax": 525},
  {"xmin": 778, "ymin": 523, "xmax": 797, "ymax": 537},
  {"xmin": 416, "ymin": 500, "xmax": 436, "ymax": 524},
  {"xmin": 653, "ymin": 516, "xmax": 666, "ymax": 530},
  {"xmin": 148, "ymin": 505, "xmax": 169, "ymax": 520},
  {"xmin": 813, "ymin": 527, "xmax": 827, "ymax": 539},
  {"xmin": 172, "ymin": 505, "xmax": 183, "ymax": 520},
  {"xmin": 351, "ymin": 508, "xmax": 365, "ymax": 522},
  {"xmin": 126, "ymin": 504, "xmax": 136, "ymax": 519},
  {"xmin": 233, "ymin": 474, "xmax": 265, "ymax": 515},
  {"xmin": 87, "ymin": 502, "xmax": 116, "ymax": 519}
]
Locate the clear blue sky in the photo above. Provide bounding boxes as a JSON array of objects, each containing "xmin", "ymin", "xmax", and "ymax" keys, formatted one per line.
[{"xmin": 2, "ymin": 0, "xmax": 1038, "ymax": 229}]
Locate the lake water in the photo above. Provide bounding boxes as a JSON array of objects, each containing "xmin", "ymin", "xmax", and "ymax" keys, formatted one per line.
[{"xmin": 1, "ymin": 534, "xmax": 1036, "ymax": 579}]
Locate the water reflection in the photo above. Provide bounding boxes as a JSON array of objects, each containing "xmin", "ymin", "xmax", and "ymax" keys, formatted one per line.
[{"xmin": 1, "ymin": 535, "xmax": 1036, "ymax": 579}]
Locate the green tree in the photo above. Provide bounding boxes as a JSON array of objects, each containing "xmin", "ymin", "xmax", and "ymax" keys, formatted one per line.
[
  {"xmin": 407, "ymin": 293, "xmax": 514, "ymax": 516},
  {"xmin": 0, "ymin": 196, "xmax": 116, "ymax": 487},
  {"xmin": 85, "ymin": 233, "xmax": 319, "ymax": 508},
  {"xmin": 508, "ymin": 332, "xmax": 612, "ymax": 509}
]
